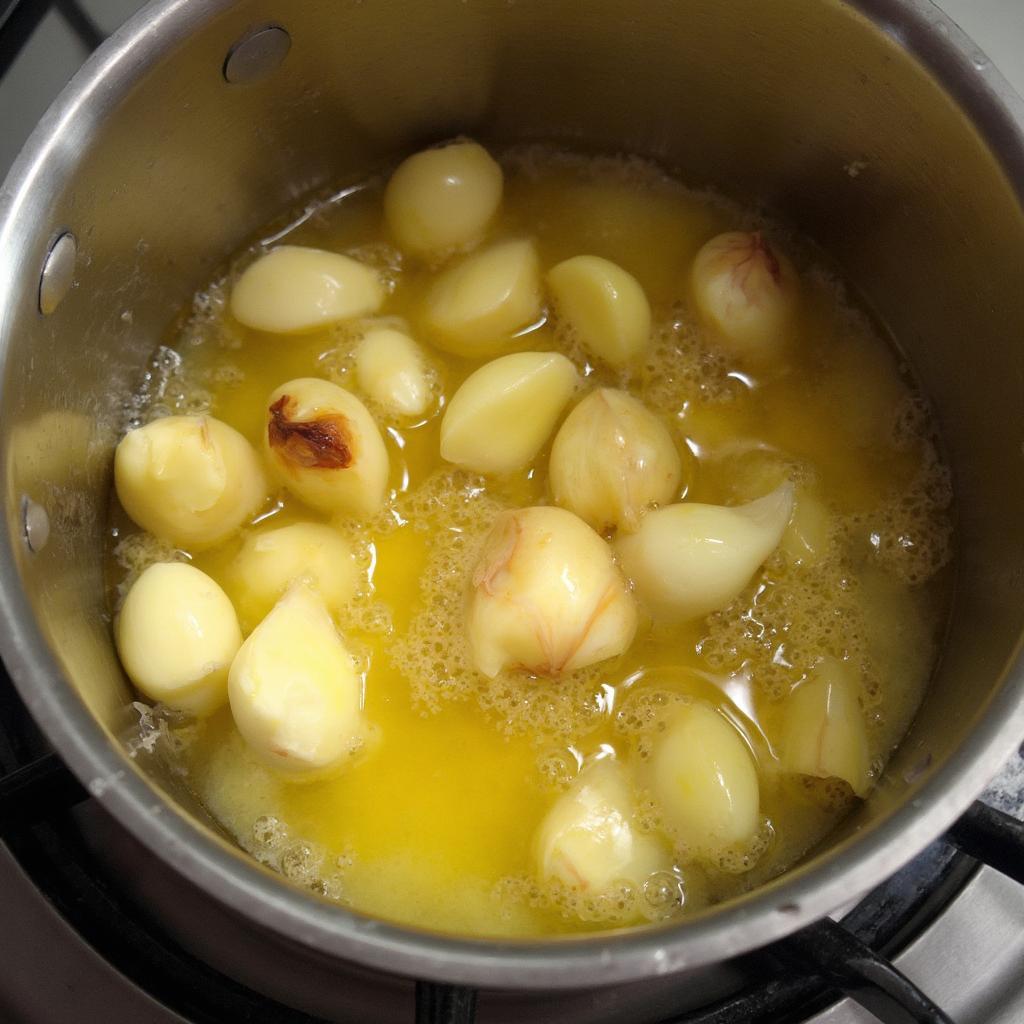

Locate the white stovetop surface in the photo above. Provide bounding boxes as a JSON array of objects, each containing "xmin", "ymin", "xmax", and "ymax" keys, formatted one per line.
[{"xmin": 0, "ymin": 2, "xmax": 1022, "ymax": 1023}]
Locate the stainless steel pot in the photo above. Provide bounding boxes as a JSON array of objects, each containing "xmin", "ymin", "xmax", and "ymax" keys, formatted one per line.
[{"xmin": 1, "ymin": 0, "xmax": 1023, "ymax": 991}]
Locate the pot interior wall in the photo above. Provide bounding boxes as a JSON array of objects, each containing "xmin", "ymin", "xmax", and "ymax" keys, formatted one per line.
[{"xmin": 3, "ymin": 0, "xmax": 1024, "ymax": 911}]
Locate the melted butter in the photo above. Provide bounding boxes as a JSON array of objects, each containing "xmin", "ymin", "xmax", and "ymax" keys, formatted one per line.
[{"xmin": 106, "ymin": 146, "xmax": 954, "ymax": 938}]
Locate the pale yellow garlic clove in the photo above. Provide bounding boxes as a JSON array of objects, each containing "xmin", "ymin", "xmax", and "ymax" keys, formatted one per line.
[
  {"xmin": 421, "ymin": 239, "xmax": 542, "ymax": 356},
  {"xmin": 651, "ymin": 701, "xmax": 760, "ymax": 856},
  {"xmin": 467, "ymin": 506, "xmax": 637, "ymax": 678},
  {"xmin": 226, "ymin": 522, "xmax": 358, "ymax": 633},
  {"xmin": 780, "ymin": 489, "xmax": 832, "ymax": 567},
  {"xmin": 691, "ymin": 231, "xmax": 798, "ymax": 364},
  {"xmin": 780, "ymin": 656, "xmax": 872, "ymax": 797},
  {"xmin": 230, "ymin": 245, "xmax": 384, "ymax": 334},
  {"xmin": 440, "ymin": 351, "xmax": 578, "ymax": 474},
  {"xmin": 384, "ymin": 140, "xmax": 503, "ymax": 258},
  {"xmin": 546, "ymin": 255, "xmax": 651, "ymax": 367},
  {"xmin": 263, "ymin": 377, "xmax": 389, "ymax": 517},
  {"xmin": 536, "ymin": 760, "xmax": 669, "ymax": 892},
  {"xmin": 550, "ymin": 388, "xmax": 682, "ymax": 534},
  {"xmin": 228, "ymin": 584, "xmax": 363, "ymax": 776},
  {"xmin": 354, "ymin": 327, "xmax": 432, "ymax": 417},
  {"xmin": 115, "ymin": 415, "xmax": 268, "ymax": 551},
  {"xmin": 116, "ymin": 562, "xmax": 241, "ymax": 716},
  {"xmin": 615, "ymin": 484, "xmax": 795, "ymax": 622}
]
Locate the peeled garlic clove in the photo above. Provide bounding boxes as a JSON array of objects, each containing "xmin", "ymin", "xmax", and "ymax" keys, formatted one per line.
[
  {"xmin": 546, "ymin": 255, "xmax": 651, "ymax": 367},
  {"xmin": 117, "ymin": 562, "xmax": 241, "ymax": 716},
  {"xmin": 226, "ymin": 522, "xmax": 358, "ymax": 633},
  {"xmin": 228, "ymin": 584, "xmax": 363, "ymax": 775},
  {"xmin": 536, "ymin": 760, "xmax": 669, "ymax": 892},
  {"xmin": 550, "ymin": 388, "xmax": 682, "ymax": 534},
  {"xmin": 780, "ymin": 657, "xmax": 871, "ymax": 797},
  {"xmin": 384, "ymin": 140, "xmax": 503, "ymax": 258},
  {"xmin": 115, "ymin": 415, "xmax": 268, "ymax": 551},
  {"xmin": 467, "ymin": 505, "xmax": 637, "ymax": 678},
  {"xmin": 230, "ymin": 245, "xmax": 384, "ymax": 334},
  {"xmin": 615, "ymin": 484, "xmax": 795, "ymax": 622},
  {"xmin": 354, "ymin": 327, "xmax": 432, "ymax": 417},
  {"xmin": 263, "ymin": 378, "xmax": 389, "ymax": 517},
  {"xmin": 421, "ymin": 239, "xmax": 542, "ymax": 356},
  {"xmin": 652, "ymin": 701, "xmax": 760, "ymax": 856},
  {"xmin": 440, "ymin": 352, "xmax": 578, "ymax": 474},
  {"xmin": 781, "ymin": 489, "xmax": 832, "ymax": 567},
  {"xmin": 691, "ymin": 231, "xmax": 798, "ymax": 364}
]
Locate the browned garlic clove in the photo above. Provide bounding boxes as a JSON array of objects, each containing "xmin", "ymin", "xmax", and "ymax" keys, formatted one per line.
[{"xmin": 263, "ymin": 377, "xmax": 389, "ymax": 517}]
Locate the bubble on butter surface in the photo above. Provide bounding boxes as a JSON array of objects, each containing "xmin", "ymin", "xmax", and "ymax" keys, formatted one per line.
[
  {"xmin": 244, "ymin": 814, "xmax": 351, "ymax": 902},
  {"xmin": 494, "ymin": 866, "xmax": 687, "ymax": 927},
  {"xmin": 113, "ymin": 532, "xmax": 187, "ymax": 603},
  {"xmin": 849, "ymin": 433, "xmax": 954, "ymax": 586}
]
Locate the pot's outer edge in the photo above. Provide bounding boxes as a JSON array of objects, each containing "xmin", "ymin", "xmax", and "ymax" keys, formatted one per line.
[{"xmin": 0, "ymin": 0, "xmax": 1023, "ymax": 990}]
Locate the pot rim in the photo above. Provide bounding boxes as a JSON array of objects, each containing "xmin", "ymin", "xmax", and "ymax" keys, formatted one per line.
[{"xmin": 1, "ymin": 0, "xmax": 1023, "ymax": 990}]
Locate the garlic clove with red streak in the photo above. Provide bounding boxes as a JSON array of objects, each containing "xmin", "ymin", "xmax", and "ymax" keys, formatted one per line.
[
  {"xmin": 780, "ymin": 656, "xmax": 872, "ymax": 797},
  {"xmin": 615, "ymin": 484, "xmax": 795, "ymax": 623},
  {"xmin": 536, "ymin": 760, "xmax": 670, "ymax": 894},
  {"xmin": 228, "ymin": 583, "xmax": 363, "ymax": 777},
  {"xmin": 263, "ymin": 377, "xmax": 389, "ymax": 517},
  {"xmin": 115, "ymin": 414, "xmax": 268, "ymax": 551},
  {"xmin": 467, "ymin": 505, "xmax": 637, "ymax": 678},
  {"xmin": 549, "ymin": 388, "xmax": 683, "ymax": 534},
  {"xmin": 691, "ymin": 231, "xmax": 798, "ymax": 364}
]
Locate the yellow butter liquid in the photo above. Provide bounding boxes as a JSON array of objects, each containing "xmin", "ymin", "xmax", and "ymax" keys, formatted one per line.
[{"xmin": 106, "ymin": 147, "xmax": 954, "ymax": 937}]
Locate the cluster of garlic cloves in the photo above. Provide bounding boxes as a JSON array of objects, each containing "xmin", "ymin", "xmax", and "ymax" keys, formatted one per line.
[{"xmin": 113, "ymin": 138, "xmax": 875, "ymax": 883}]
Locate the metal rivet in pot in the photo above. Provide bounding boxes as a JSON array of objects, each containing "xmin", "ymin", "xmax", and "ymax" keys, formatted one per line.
[
  {"xmin": 38, "ymin": 231, "xmax": 76, "ymax": 315},
  {"xmin": 22, "ymin": 497, "xmax": 50, "ymax": 553},
  {"xmin": 223, "ymin": 25, "xmax": 291, "ymax": 84}
]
